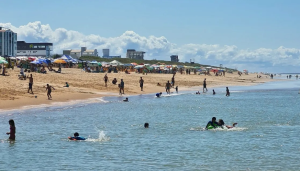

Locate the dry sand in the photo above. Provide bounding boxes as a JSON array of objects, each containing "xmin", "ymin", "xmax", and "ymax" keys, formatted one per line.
[{"xmin": 0, "ymin": 68, "xmax": 278, "ymax": 110}]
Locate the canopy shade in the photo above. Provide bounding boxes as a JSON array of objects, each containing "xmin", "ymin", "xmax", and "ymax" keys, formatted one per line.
[{"xmin": 109, "ymin": 60, "xmax": 123, "ymax": 66}]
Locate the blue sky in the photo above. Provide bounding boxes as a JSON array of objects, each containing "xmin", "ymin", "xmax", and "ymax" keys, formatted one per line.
[{"xmin": 1, "ymin": 0, "xmax": 300, "ymax": 72}]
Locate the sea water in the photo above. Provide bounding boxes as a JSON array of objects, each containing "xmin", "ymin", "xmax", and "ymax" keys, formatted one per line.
[{"xmin": 0, "ymin": 80, "xmax": 300, "ymax": 170}]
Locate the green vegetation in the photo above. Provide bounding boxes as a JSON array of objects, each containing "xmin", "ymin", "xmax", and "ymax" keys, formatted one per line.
[{"xmin": 79, "ymin": 56, "xmax": 237, "ymax": 71}]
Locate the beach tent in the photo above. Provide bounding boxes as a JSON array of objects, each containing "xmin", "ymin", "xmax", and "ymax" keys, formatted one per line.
[
  {"xmin": 59, "ymin": 55, "xmax": 73, "ymax": 62},
  {"xmin": 110, "ymin": 60, "xmax": 123, "ymax": 66},
  {"xmin": 87, "ymin": 61, "xmax": 98, "ymax": 67},
  {"xmin": 134, "ymin": 65, "xmax": 145, "ymax": 69}
]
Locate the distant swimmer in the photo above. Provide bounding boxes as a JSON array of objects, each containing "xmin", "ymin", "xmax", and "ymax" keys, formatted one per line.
[
  {"xmin": 144, "ymin": 123, "xmax": 149, "ymax": 128},
  {"xmin": 196, "ymin": 91, "xmax": 200, "ymax": 94},
  {"xmin": 203, "ymin": 78, "xmax": 208, "ymax": 93},
  {"xmin": 123, "ymin": 97, "xmax": 129, "ymax": 102},
  {"xmin": 218, "ymin": 119, "xmax": 237, "ymax": 129},
  {"xmin": 213, "ymin": 89, "xmax": 216, "ymax": 95},
  {"xmin": 175, "ymin": 86, "xmax": 178, "ymax": 93},
  {"xmin": 156, "ymin": 92, "xmax": 162, "ymax": 97},
  {"xmin": 205, "ymin": 117, "xmax": 220, "ymax": 130},
  {"xmin": 68, "ymin": 132, "xmax": 86, "ymax": 140},
  {"xmin": 226, "ymin": 87, "xmax": 230, "ymax": 96}
]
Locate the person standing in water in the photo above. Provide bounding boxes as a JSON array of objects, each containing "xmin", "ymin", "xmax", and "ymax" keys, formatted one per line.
[
  {"xmin": 120, "ymin": 79, "xmax": 125, "ymax": 94},
  {"xmin": 104, "ymin": 74, "xmax": 108, "ymax": 87},
  {"xmin": 46, "ymin": 84, "xmax": 55, "ymax": 100},
  {"xmin": 203, "ymin": 78, "xmax": 208, "ymax": 93},
  {"xmin": 226, "ymin": 87, "xmax": 230, "ymax": 96},
  {"xmin": 139, "ymin": 77, "xmax": 144, "ymax": 91},
  {"xmin": 165, "ymin": 81, "xmax": 171, "ymax": 94},
  {"xmin": 213, "ymin": 89, "xmax": 216, "ymax": 95},
  {"xmin": 6, "ymin": 119, "xmax": 16, "ymax": 140}
]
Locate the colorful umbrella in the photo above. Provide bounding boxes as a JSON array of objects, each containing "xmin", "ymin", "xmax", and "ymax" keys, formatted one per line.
[
  {"xmin": 0, "ymin": 60, "xmax": 8, "ymax": 64},
  {"xmin": 54, "ymin": 59, "xmax": 67, "ymax": 64}
]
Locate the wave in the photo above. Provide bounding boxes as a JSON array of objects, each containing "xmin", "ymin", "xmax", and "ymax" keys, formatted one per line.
[{"xmin": 85, "ymin": 131, "xmax": 110, "ymax": 142}]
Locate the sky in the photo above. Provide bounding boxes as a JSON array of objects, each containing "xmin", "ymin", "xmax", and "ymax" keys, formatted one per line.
[{"xmin": 1, "ymin": 0, "xmax": 300, "ymax": 73}]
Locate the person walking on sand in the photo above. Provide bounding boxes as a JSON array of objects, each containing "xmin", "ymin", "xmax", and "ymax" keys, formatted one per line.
[
  {"xmin": 104, "ymin": 74, "xmax": 108, "ymax": 87},
  {"xmin": 203, "ymin": 78, "xmax": 208, "ymax": 93},
  {"xmin": 165, "ymin": 81, "xmax": 171, "ymax": 94},
  {"xmin": 27, "ymin": 74, "xmax": 33, "ymax": 94},
  {"xmin": 171, "ymin": 75, "xmax": 175, "ymax": 87},
  {"xmin": 46, "ymin": 84, "xmax": 55, "ymax": 100},
  {"xmin": 139, "ymin": 77, "xmax": 144, "ymax": 91},
  {"xmin": 226, "ymin": 87, "xmax": 230, "ymax": 96},
  {"xmin": 120, "ymin": 79, "xmax": 125, "ymax": 94},
  {"xmin": 6, "ymin": 119, "xmax": 16, "ymax": 141}
]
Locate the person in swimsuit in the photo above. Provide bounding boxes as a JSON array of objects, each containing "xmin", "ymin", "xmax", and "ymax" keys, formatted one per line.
[
  {"xmin": 46, "ymin": 84, "xmax": 55, "ymax": 100},
  {"xmin": 104, "ymin": 74, "xmax": 108, "ymax": 87},
  {"xmin": 144, "ymin": 123, "xmax": 149, "ymax": 128},
  {"xmin": 139, "ymin": 77, "xmax": 144, "ymax": 91},
  {"xmin": 156, "ymin": 92, "xmax": 162, "ymax": 97},
  {"xmin": 6, "ymin": 119, "xmax": 16, "ymax": 140},
  {"xmin": 226, "ymin": 87, "xmax": 230, "ymax": 96},
  {"xmin": 205, "ymin": 117, "xmax": 220, "ymax": 129},
  {"xmin": 213, "ymin": 89, "xmax": 216, "ymax": 95},
  {"xmin": 27, "ymin": 74, "xmax": 33, "ymax": 94},
  {"xmin": 68, "ymin": 132, "xmax": 86, "ymax": 140},
  {"xmin": 203, "ymin": 78, "xmax": 208, "ymax": 93},
  {"xmin": 165, "ymin": 81, "xmax": 171, "ymax": 94},
  {"xmin": 120, "ymin": 79, "xmax": 124, "ymax": 94},
  {"xmin": 218, "ymin": 119, "xmax": 237, "ymax": 129}
]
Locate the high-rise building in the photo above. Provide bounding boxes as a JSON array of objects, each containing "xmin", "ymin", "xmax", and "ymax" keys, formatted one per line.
[
  {"xmin": 170, "ymin": 55, "xmax": 179, "ymax": 62},
  {"xmin": 126, "ymin": 49, "xmax": 145, "ymax": 60},
  {"xmin": 0, "ymin": 27, "xmax": 17, "ymax": 57}
]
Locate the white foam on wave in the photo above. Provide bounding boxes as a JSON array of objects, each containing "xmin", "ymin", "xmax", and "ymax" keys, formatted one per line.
[
  {"xmin": 190, "ymin": 127, "xmax": 247, "ymax": 131},
  {"xmin": 85, "ymin": 131, "xmax": 110, "ymax": 142}
]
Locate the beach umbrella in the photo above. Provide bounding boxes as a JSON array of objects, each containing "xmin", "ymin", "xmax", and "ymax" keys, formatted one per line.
[
  {"xmin": 28, "ymin": 57, "xmax": 37, "ymax": 61},
  {"xmin": 0, "ymin": 56, "xmax": 6, "ymax": 60},
  {"xmin": 54, "ymin": 59, "xmax": 67, "ymax": 64},
  {"xmin": 134, "ymin": 65, "xmax": 144, "ymax": 69},
  {"xmin": 30, "ymin": 60, "xmax": 43, "ymax": 64},
  {"xmin": 0, "ymin": 59, "xmax": 8, "ymax": 64},
  {"xmin": 131, "ymin": 63, "xmax": 137, "ymax": 66},
  {"xmin": 97, "ymin": 62, "xmax": 102, "ymax": 66}
]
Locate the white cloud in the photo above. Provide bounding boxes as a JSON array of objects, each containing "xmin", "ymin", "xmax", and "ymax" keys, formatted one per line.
[{"xmin": 1, "ymin": 21, "xmax": 300, "ymax": 72}]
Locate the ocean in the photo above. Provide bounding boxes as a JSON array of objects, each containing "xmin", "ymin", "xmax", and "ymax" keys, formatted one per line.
[{"xmin": 0, "ymin": 79, "xmax": 300, "ymax": 170}]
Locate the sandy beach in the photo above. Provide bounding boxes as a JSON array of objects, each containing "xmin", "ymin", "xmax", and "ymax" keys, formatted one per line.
[{"xmin": 0, "ymin": 68, "xmax": 278, "ymax": 110}]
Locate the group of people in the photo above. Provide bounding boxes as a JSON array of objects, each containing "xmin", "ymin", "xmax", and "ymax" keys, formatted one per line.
[{"xmin": 206, "ymin": 117, "xmax": 237, "ymax": 130}]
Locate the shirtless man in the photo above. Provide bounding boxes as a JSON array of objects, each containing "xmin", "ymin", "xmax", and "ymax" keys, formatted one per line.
[
  {"xmin": 104, "ymin": 74, "xmax": 108, "ymax": 87},
  {"xmin": 27, "ymin": 74, "xmax": 33, "ymax": 94},
  {"xmin": 46, "ymin": 84, "xmax": 55, "ymax": 100},
  {"xmin": 165, "ymin": 81, "xmax": 171, "ymax": 94},
  {"xmin": 139, "ymin": 77, "xmax": 144, "ymax": 91},
  {"xmin": 203, "ymin": 78, "xmax": 208, "ymax": 93}
]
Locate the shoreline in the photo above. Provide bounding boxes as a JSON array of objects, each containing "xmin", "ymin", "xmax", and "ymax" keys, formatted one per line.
[{"xmin": 0, "ymin": 69, "xmax": 283, "ymax": 112}]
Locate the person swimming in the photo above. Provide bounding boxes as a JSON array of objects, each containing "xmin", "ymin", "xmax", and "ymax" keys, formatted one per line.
[
  {"xmin": 213, "ymin": 89, "xmax": 216, "ymax": 95},
  {"xmin": 68, "ymin": 132, "xmax": 86, "ymax": 140},
  {"xmin": 196, "ymin": 91, "xmax": 200, "ymax": 94},
  {"xmin": 156, "ymin": 92, "xmax": 162, "ymax": 97},
  {"xmin": 123, "ymin": 97, "xmax": 129, "ymax": 102},
  {"xmin": 218, "ymin": 119, "xmax": 237, "ymax": 129},
  {"xmin": 205, "ymin": 117, "xmax": 220, "ymax": 129},
  {"xmin": 144, "ymin": 123, "xmax": 149, "ymax": 128}
]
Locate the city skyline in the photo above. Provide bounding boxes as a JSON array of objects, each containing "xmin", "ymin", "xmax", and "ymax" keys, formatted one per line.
[{"xmin": 0, "ymin": 0, "xmax": 299, "ymax": 73}]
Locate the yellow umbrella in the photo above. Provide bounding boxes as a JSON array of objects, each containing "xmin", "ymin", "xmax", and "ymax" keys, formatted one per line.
[{"xmin": 54, "ymin": 59, "xmax": 67, "ymax": 64}]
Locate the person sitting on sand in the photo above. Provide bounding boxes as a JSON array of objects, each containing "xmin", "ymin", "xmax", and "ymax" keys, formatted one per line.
[
  {"xmin": 112, "ymin": 78, "xmax": 117, "ymax": 85},
  {"xmin": 157, "ymin": 83, "xmax": 161, "ymax": 86},
  {"xmin": 218, "ymin": 119, "xmax": 237, "ymax": 129},
  {"xmin": 64, "ymin": 82, "xmax": 69, "ymax": 87},
  {"xmin": 123, "ymin": 97, "xmax": 129, "ymax": 102},
  {"xmin": 40, "ymin": 67, "xmax": 47, "ymax": 74},
  {"xmin": 55, "ymin": 66, "xmax": 61, "ymax": 73},
  {"xmin": 205, "ymin": 117, "xmax": 220, "ymax": 129},
  {"xmin": 196, "ymin": 91, "xmax": 200, "ymax": 94},
  {"xmin": 156, "ymin": 92, "xmax": 162, "ymax": 97},
  {"xmin": 144, "ymin": 123, "xmax": 149, "ymax": 128},
  {"xmin": 68, "ymin": 132, "xmax": 86, "ymax": 140}
]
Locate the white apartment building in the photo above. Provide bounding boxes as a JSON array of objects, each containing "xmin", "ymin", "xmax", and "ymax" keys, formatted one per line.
[
  {"xmin": 17, "ymin": 41, "xmax": 53, "ymax": 57},
  {"xmin": 0, "ymin": 27, "xmax": 17, "ymax": 57},
  {"xmin": 63, "ymin": 47, "xmax": 98, "ymax": 59}
]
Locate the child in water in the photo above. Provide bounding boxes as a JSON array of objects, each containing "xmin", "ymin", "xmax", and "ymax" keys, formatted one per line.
[
  {"xmin": 123, "ymin": 97, "xmax": 129, "ymax": 102},
  {"xmin": 6, "ymin": 119, "xmax": 16, "ymax": 140},
  {"xmin": 68, "ymin": 132, "xmax": 86, "ymax": 140},
  {"xmin": 218, "ymin": 119, "xmax": 237, "ymax": 129}
]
